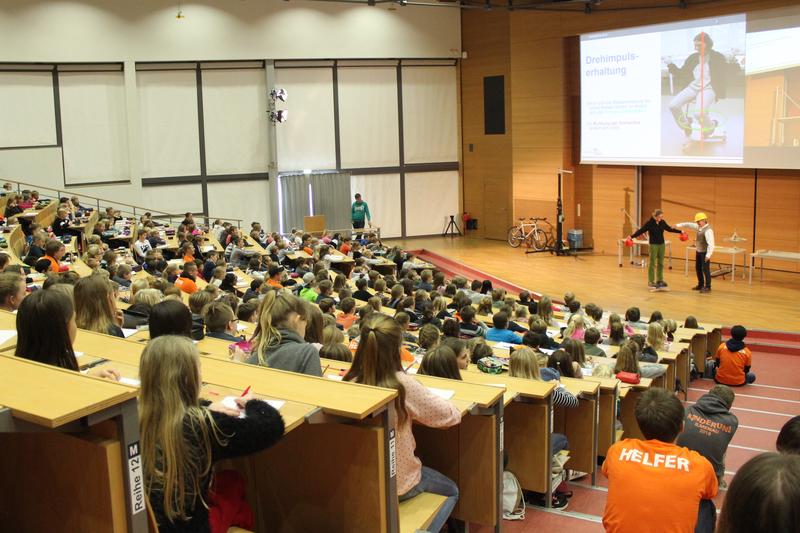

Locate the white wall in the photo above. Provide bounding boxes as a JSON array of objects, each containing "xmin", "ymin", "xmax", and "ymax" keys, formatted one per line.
[
  {"xmin": 0, "ymin": 0, "xmax": 460, "ymax": 233},
  {"xmin": 0, "ymin": 1, "xmax": 461, "ymax": 62}
]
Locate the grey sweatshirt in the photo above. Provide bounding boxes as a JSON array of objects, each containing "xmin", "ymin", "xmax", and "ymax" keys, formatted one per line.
[
  {"xmin": 676, "ymin": 393, "xmax": 738, "ymax": 481},
  {"xmin": 250, "ymin": 328, "xmax": 323, "ymax": 377}
]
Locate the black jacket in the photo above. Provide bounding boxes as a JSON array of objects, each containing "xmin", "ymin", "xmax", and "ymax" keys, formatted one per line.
[
  {"xmin": 671, "ymin": 49, "xmax": 729, "ymax": 99},
  {"xmin": 631, "ymin": 217, "xmax": 682, "ymax": 245},
  {"xmin": 24, "ymin": 245, "xmax": 45, "ymax": 267},
  {"xmin": 150, "ymin": 400, "xmax": 284, "ymax": 533},
  {"xmin": 676, "ymin": 393, "xmax": 738, "ymax": 481},
  {"xmin": 123, "ymin": 303, "xmax": 151, "ymax": 329}
]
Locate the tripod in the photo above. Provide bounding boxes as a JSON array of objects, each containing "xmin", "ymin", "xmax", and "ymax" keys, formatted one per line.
[{"xmin": 443, "ymin": 215, "xmax": 462, "ymax": 237}]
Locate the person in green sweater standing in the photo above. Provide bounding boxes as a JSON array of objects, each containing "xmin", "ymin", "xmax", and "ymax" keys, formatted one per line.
[
  {"xmin": 351, "ymin": 193, "xmax": 371, "ymax": 239},
  {"xmin": 629, "ymin": 209, "xmax": 684, "ymax": 289}
]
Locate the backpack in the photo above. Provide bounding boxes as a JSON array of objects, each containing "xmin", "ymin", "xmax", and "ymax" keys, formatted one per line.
[{"xmin": 502, "ymin": 471, "xmax": 525, "ymax": 520}]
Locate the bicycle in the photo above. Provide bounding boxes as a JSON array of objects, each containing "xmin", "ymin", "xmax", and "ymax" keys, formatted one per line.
[{"xmin": 507, "ymin": 217, "xmax": 555, "ymax": 251}]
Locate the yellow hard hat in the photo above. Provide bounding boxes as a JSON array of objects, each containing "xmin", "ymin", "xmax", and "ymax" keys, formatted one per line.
[{"xmin": 694, "ymin": 212, "xmax": 708, "ymax": 222}]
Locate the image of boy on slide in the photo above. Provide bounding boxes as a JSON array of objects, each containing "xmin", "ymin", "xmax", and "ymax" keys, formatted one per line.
[{"xmin": 668, "ymin": 32, "xmax": 728, "ymax": 139}]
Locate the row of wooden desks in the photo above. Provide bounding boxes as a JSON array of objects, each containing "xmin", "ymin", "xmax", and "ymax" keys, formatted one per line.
[
  {"xmin": 0, "ymin": 356, "xmax": 144, "ymax": 532},
  {"xmin": 64, "ymin": 329, "xmax": 434, "ymax": 533}
]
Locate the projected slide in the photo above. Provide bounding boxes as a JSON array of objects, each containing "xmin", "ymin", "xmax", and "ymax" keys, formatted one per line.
[
  {"xmin": 581, "ymin": 15, "xmax": 746, "ymax": 166},
  {"xmin": 744, "ymin": 11, "xmax": 800, "ymax": 168}
]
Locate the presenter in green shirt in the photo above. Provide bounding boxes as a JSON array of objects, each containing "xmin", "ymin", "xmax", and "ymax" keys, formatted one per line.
[{"xmin": 351, "ymin": 193, "xmax": 371, "ymax": 239}]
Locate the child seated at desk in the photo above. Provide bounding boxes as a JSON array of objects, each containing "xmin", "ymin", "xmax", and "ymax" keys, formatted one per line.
[
  {"xmin": 336, "ymin": 297, "xmax": 358, "ymax": 330},
  {"xmin": 243, "ymin": 291, "xmax": 322, "ymax": 377},
  {"xmin": 75, "ymin": 275, "xmax": 124, "ymax": 338},
  {"xmin": 51, "ymin": 207, "xmax": 72, "ymax": 237},
  {"xmin": 344, "ymin": 314, "xmax": 461, "ymax": 533},
  {"xmin": 562, "ymin": 314, "xmax": 585, "ymax": 341},
  {"xmin": 112, "ymin": 264, "xmax": 132, "ymax": 288},
  {"xmin": 458, "ymin": 305, "xmax": 487, "ymax": 339},
  {"xmin": 15, "ymin": 289, "xmax": 120, "ymax": 380},
  {"xmin": 536, "ymin": 295, "xmax": 556, "ymax": 327},
  {"xmin": 174, "ymin": 263, "xmax": 199, "ymax": 295},
  {"xmin": 486, "ymin": 312, "xmax": 522, "ymax": 344},
  {"xmin": 139, "ymin": 335, "xmax": 284, "ymax": 533},
  {"xmin": 611, "ymin": 341, "xmax": 666, "ymax": 380},
  {"xmin": 603, "ymin": 322, "xmax": 628, "ymax": 347},
  {"xmin": 203, "ymin": 301, "xmax": 243, "ymax": 342},
  {"xmin": 0, "ymin": 272, "xmax": 25, "ymax": 312},
  {"xmin": 642, "ymin": 322, "xmax": 667, "ymax": 361},
  {"xmin": 548, "ymin": 349, "xmax": 581, "ymax": 379},
  {"xmin": 418, "ymin": 345, "xmax": 462, "ymax": 380},
  {"xmin": 583, "ymin": 328, "xmax": 606, "ymax": 357},
  {"xmin": 36, "ymin": 239, "xmax": 67, "ymax": 274}
]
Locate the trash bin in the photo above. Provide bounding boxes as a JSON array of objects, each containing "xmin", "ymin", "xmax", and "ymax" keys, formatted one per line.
[{"xmin": 567, "ymin": 229, "xmax": 583, "ymax": 250}]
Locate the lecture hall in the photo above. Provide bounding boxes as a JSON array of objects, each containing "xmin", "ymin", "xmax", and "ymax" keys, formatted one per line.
[{"xmin": 0, "ymin": 0, "xmax": 799, "ymax": 532}]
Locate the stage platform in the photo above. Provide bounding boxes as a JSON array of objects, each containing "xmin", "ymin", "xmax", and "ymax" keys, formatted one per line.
[{"xmin": 385, "ymin": 236, "xmax": 800, "ymax": 332}]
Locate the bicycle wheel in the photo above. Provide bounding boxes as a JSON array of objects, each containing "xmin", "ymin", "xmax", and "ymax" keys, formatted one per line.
[
  {"xmin": 507, "ymin": 226, "xmax": 525, "ymax": 248},
  {"xmin": 531, "ymin": 228, "xmax": 548, "ymax": 251}
]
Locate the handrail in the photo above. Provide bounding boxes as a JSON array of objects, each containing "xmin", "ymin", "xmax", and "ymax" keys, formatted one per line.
[{"xmin": 0, "ymin": 178, "xmax": 243, "ymax": 227}]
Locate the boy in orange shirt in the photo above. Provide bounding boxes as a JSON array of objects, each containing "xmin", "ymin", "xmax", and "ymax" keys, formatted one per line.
[
  {"xmin": 602, "ymin": 388, "xmax": 717, "ymax": 533},
  {"xmin": 174, "ymin": 262, "xmax": 199, "ymax": 294},
  {"xmin": 713, "ymin": 325, "xmax": 755, "ymax": 386}
]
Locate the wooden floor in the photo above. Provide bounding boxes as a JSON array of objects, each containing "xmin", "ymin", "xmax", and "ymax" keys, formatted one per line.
[{"xmin": 386, "ymin": 236, "xmax": 800, "ymax": 332}]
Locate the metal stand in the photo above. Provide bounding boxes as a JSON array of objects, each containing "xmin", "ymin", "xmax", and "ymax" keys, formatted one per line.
[
  {"xmin": 442, "ymin": 215, "xmax": 462, "ymax": 237},
  {"xmin": 526, "ymin": 169, "xmax": 572, "ymax": 256}
]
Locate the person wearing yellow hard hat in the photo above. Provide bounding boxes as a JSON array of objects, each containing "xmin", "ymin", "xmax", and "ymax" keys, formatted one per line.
[{"xmin": 677, "ymin": 213, "xmax": 715, "ymax": 293}]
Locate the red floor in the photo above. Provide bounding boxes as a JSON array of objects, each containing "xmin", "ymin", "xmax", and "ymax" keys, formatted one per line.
[{"xmin": 469, "ymin": 350, "xmax": 800, "ymax": 532}]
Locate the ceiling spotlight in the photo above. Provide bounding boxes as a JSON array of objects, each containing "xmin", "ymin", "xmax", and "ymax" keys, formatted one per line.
[
  {"xmin": 269, "ymin": 110, "xmax": 288, "ymax": 124},
  {"xmin": 270, "ymin": 88, "xmax": 288, "ymax": 102},
  {"xmin": 399, "ymin": 0, "xmax": 407, "ymax": 5}
]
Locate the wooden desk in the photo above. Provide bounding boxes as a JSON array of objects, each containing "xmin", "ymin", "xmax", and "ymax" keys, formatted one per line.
[
  {"xmin": 556, "ymin": 378, "xmax": 600, "ymax": 484},
  {"xmin": 322, "ymin": 358, "xmax": 505, "ymax": 531},
  {"xmin": 675, "ymin": 327, "xmax": 711, "ymax": 374},
  {"xmin": 0, "ymin": 356, "xmax": 145, "ymax": 532},
  {"xmin": 199, "ymin": 357, "xmax": 401, "ymax": 532},
  {"xmin": 412, "ymin": 374, "xmax": 504, "ymax": 532},
  {"xmin": 460, "ymin": 369, "xmax": 556, "ymax": 503},
  {"xmin": 582, "ymin": 376, "xmax": 620, "ymax": 459},
  {"xmin": 77, "ymin": 330, "xmax": 404, "ymax": 532}
]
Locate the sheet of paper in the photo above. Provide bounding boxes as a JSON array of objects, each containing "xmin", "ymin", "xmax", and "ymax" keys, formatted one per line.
[
  {"xmin": 121, "ymin": 328, "xmax": 138, "ymax": 338},
  {"xmin": 0, "ymin": 330, "xmax": 16, "ymax": 345},
  {"xmin": 119, "ymin": 377, "xmax": 141, "ymax": 387},
  {"xmin": 326, "ymin": 374, "xmax": 343, "ymax": 381},
  {"xmin": 427, "ymin": 387, "xmax": 455, "ymax": 400},
  {"xmin": 493, "ymin": 342, "xmax": 514, "ymax": 350},
  {"xmin": 222, "ymin": 396, "xmax": 284, "ymax": 417},
  {"xmin": 236, "ymin": 324, "xmax": 248, "ymax": 332},
  {"xmin": 580, "ymin": 368, "xmax": 594, "ymax": 377},
  {"xmin": 540, "ymin": 348, "xmax": 555, "ymax": 355},
  {"xmin": 74, "ymin": 351, "xmax": 84, "ymax": 358}
]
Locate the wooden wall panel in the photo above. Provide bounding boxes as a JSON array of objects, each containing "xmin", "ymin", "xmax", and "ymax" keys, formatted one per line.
[
  {"xmin": 461, "ymin": 10, "xmax": 513, "ymax": 240},
  {"xmin": 461, "ymin": 0, "xmax": 800, "ymax": 261},
  {"xmin": 592, "ymin": 166, "xmax": 637, "ymax": 254},
  {"xmin": 755, "ymin": 171, "xmax": 800, "ymax": 271}
]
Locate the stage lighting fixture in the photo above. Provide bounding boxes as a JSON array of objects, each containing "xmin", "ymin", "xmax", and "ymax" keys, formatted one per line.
[{"xmin": 270, "ymin": 88, "xmax": 288, "ymax": 102}]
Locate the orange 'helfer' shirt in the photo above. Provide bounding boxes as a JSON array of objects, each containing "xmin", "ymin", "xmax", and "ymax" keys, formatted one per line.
[{"xmin": 602, "ymin": 438, "xmax": 717, "ymax": 533}]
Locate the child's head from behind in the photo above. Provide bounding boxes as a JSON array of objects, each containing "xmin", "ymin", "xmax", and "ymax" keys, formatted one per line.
[{"xmin": 634, "ymin": 388, "xmax": 684, "ymax": 442}]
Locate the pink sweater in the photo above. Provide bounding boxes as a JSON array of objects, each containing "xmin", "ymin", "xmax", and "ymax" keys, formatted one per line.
[{"xmin": 395, "ymin": 372, "xmax": 462, "ymax": 495}]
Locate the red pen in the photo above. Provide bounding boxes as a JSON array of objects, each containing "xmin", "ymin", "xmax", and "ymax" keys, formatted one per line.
[{"xmin": 240, "ymin": 386, "xmax": 251, "ymax": 397}]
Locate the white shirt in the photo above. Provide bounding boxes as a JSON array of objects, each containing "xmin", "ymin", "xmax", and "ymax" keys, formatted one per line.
[
  {"xmin": 676, "ymin": 222, "xmax": 715, "ymax": 259},
  {"xmin": 133, "ymin": 239, "xmax": 152, "ymax": 260}
]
